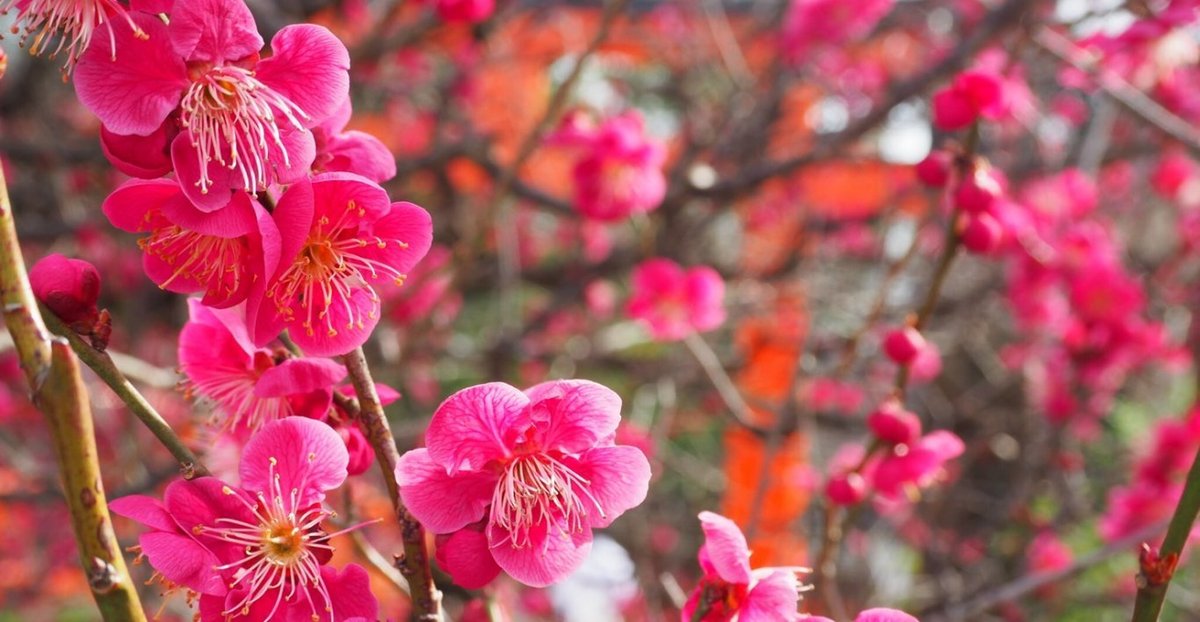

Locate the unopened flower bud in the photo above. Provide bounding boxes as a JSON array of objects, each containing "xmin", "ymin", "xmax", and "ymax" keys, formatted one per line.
[
  {"xmin": 868, "ymin": 400, "xmax": 922, "ymax": 446},
  {"xmin": 29, "ymin": 254, "xmax": 101, "ymax": 328},
  {"xmin": 825, "ymin": 473, "xmax": 867, "ymax": 506},
  {"xmin": 915, "ymin": 150, "xmax": 953, "ymax": 187},
  {"xmin": 883, "ymin": 326, "xmax": 927, "ymax": 366}
]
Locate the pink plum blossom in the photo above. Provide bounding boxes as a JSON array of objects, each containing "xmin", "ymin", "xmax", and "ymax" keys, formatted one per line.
[
  {"xmin": 395, "ymin": 380, "xmax": 652, "ymax": 587},
  {"xmin": 549, "ymin": 111, "xmax": 666, "ymax": 222},
  {"xmin": 781, "ymin": 0, "xmax": 893, "ymax": 59},
  {"xmin": 180, "ymin": 299, "xmax": 347, "ymax": 430},
  {"xmin": 110, "ymin": 417, "xmax": 377, "ymax": 621},
  {"xmin": 312, "ymin": 96, "xmax": 397, "ymax": 183},
  {"xmin": 250, "ymin": 173, "xmax": 432, "ymax": 357},
  {"xmin": 871, "ymin": 430, "xmax": 965, "ymax": 500},
  {"xmin": 627, "ymin": 258, "xmax": 725, "ymax": 341},
  {"xmin": 74, "ymin": 0, "xmax": 350, "ymax": 211},
  {"xmin": 932, "ymin": 70, "xmax": 1008, "ymax": 131},
  {"xmin": 1, "ymin": 0, "xmax": 144, "ymax": 73},
  {"xmin": 682, "ymin": 511, "xmax": 804, "ymax": 621},
  {"xmin": 102, "ymin": 179, "xmax": 279, "ymax": 308}
]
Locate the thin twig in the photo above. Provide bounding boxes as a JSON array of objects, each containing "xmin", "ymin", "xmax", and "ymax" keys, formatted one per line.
[
  {"xmin": 682, "ymin": 330, "xmax": 760, "ymax": 431},
  {"xmin": 925, "ymin": 518, "xmax": 1169, "ymax": 621},
  {"xmin": 41, "ymin": 309, "xmax": 206, "ymax": 479},
  {"xmin": 0, "ymin": 168, "xmax": 146, "ymax": 621},
  {"xmin": 343, "ymin": 346, "xmax": 443, "ymax": 621}
]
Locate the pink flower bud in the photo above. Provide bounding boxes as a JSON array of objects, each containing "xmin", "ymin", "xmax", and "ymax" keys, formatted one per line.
[
  {"xmin": 825, "ymin": 473, "xmax": 867, "ymax": 506},
  {"xmin": 0, "ymin": 48, "xmax": 7, "ymax": 81},
  {"xmin": 932, "ymin": 87, "xmax": 976, "ymax": 131},
  {"xmin": 915, "ymin": 150, "xmax": 953, "ymax": 187},
  {"xmin": 955, "ymin": 167, "xmax": 1002, "ymax": 213},
  {"xmin": 883, "ymin": 326, "xmax": 926, "ymax": 365},
  {"xmin": 867, "ymin": 400, "xmax": 922, "ymax": 446},
  {"xmin": 962, "ymin": 211, "xmax": 1004, "ymax": 255},
  {"xmin": 29, "ymin": 254, "xmax": 101, "ymax": 327}
]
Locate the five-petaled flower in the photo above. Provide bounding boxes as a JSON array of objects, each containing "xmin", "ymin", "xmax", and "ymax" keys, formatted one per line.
[
  {"xmin": 74, "ymin": 0, "xmax": 350, "ymax": 211},
  {"xmin": 396, "ymin": 380, "xmax": 652, "ymax": 587},
  {"xmin": 179, "ymin": 299, "xmax": 348, "ymax": 431},
  {"xmin": 110, "ymin": 417, "xmax": 378, "ymax": 621},
  {"xmin": 682, "ymin": 511, "xmax": 806, "ymax": 622},
  {"xmin": 249, "ymin": 173, "xmax": 433, "ymax": 357},
  {"xmin": 627, "ymin": 258, "xmax": 726, "ymax": 341},
  {"xmin": 103, "ymin": 179, "xmax": 279, "ymax": 309}
]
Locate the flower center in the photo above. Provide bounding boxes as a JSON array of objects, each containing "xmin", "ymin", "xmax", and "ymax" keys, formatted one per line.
[
  {"xmin": 138, "ymin": 224, "xmax": 248, "ymax": 299},
  {"xmin": 2, "ymin": 0, "xmax": 144, "ymax": 72},
  {"xmin": 491, "ymin": 452, "xmax": 604, "ymax": 549},
  {"xmin": 267, "ymin": 200, "xmax": 410, "ymax": 339},
  {"xmin": 694, "ymin": 577, "xmax": 748, "ymax": 621},
  {"xmin": 198, "ymin": 456, "xmax": 343, "ymax": 620},
  {"xmin": 180, "ymin": 65, "xmax": 308, "ymax": 196}
]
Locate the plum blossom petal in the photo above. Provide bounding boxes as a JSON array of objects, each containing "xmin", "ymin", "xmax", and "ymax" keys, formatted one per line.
[
  {"xmin": 74, "ymin": 13, "xmax": 187, "ymax": 135},
  {"xmin": 256, "ymin": 24, "xmax": 351, "ymax": 126},
  {"xmin": 740, "ymin": 571, "xmax": 802, "ymax": 621},
  {"xmin": 488, "ymin": 520, "xmax": 593, "ymax": 588},
  {"xmin": 697, "ymin": 511, "xmax": 753, "ymax": 584},
  {"xmin": 525, "ymin": 379, "xmax": 622, "ymax": 453},
  {"xmin": 396, "ymin": 449, "xmax": 499, "ymax": 533},
  {"xmin": 168, "ymin": 0, "xmax": 262, "ymax": 62},
  {"xmin": 424, "ymin": 382, "xmax": 528, "ymax": 472},
  {"xmin": 436, "ymin": 527, "xmax": 503, "ymax": 589},
  {"xmin": 240, "ymin": 417, "xmax": 349, "ymax": 507},
  {"xmin": 568, "ymin": 446, "xmax": 651, "ymax": 529}
]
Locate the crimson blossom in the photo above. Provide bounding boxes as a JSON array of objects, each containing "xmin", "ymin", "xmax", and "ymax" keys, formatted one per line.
[
  {"xmin": 74, "ymin": 0, "xmax": 350, "ymax": 211},
  {"xmin": 179, "ymin": 299, "xmax": 347, "ymax": 431},
  {"xmin": 102, "ymin": 179, "xmax": 278, "ymax": 309},
  {"xmin": 110, "ymin": 417, "xmax": 377, "ymax": 621},
  {"xmin": 0, "ymin": 0, "xmax": 144, "ymax": 72},
  {"xmin": 395, "ymin": 380, "xmax": 652, "ymax": 587},
  {"xmin": 682, "ymin": 511, "xmax": 805, "ymax": 622},
  {"xmin": 249, "ymin": 173, "xmax": 433, "ymax": 357},
  {"xmin": 549, "ymin": 111, "xmax": 667, "ymax": 222}
]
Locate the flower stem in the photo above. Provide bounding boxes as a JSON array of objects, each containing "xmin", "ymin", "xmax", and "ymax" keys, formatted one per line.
[
  {"xmin": 41, "ymin": 309, "xmax": 206, "ymax": 478},
  {"xmin": 343, "ymin": 346, "xmax": 443, "ymax": 621},
  {"xmin": 0, "ymin": 168, "xmax": 147, "ymax": 621},
  {"xmin": 1130, "ymin": 446, "xmax": 1200, "ymax": 621}
]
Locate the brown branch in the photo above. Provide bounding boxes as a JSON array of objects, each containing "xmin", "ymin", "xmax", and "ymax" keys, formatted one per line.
[
  {"xmin": 0, "ymin": 169, "xmax": 147, "ymax": 620},
  {"xmin": 694, "ymin": 0, "xmax": 1035, "ymax": 199},
  {"xmin": 342, "ymin": 346, "xmax": 442, "ymax": 621}
]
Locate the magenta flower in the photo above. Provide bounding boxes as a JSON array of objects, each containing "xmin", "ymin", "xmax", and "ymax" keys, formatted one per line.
[
  {"xmin": 395, "ymin": 380, "xmax": 652, "ymax": 587},
  {"xmin": 249, "ymin": 173, "xmax": 432, "ymax": 357},
  {"xmin": 549, "ymin": 111, "xmax": 666, "ymax": 222},
  {"xmin": 312, "ymin": 96, "xmax": 397, "ymax": 183},
  {"xmin": 682, "ymin": 512, "xmax": 804, "ymax": 622},
  {"xmin": 430, "ymin": 0, "xmax": 495, "ymax": 23},
  {"xmin": 1, "ymin": 0, "xmax": 143, "ymax": 72},
  {"xmin": 103, "ymin": 179, "xmax": 279, "ymax": 308},
  {"xmin": 110, "ymin": 417, "xmax": 377, "ymax": 621},
  {"xmin": 74, "ymin": 0, "xmax": 350, "ymax": 211},
  {"xmin": 180, "ymin": 299, "xmax": 347, "ymax": 430},
  {"xmin": 627, "ymin": 258, "xmax": 725, "ymax": 341}
]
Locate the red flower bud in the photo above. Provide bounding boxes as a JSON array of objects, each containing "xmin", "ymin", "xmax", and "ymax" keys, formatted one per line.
[
  {"xmin": 29, "ymin": 254, "xmax": 101, "ymax": 327},
  {"xmin": 915, "ymin": 150, "xmax": 953, "ymax": 187},
  {"xmin": 932, "ymin": 86, "xmax": 977, "ymax": 132},
  {"xmin": 867, "ymin": 400, "xmax": 922, "ymax": 446},
  {"xmin": 955, "ymin": 167, "xmax": 1002, "ymax": 214},
  {"xmin": 883, "ymin": 326, "xmax": 927, "ymax": 365},
  {"xmin": 962, "ymin": 211, "xmax": 1004, "ymax": 255},
  {"xmin": 825, "ymin": 473, "xmax": 867, "ymax": 506}
]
